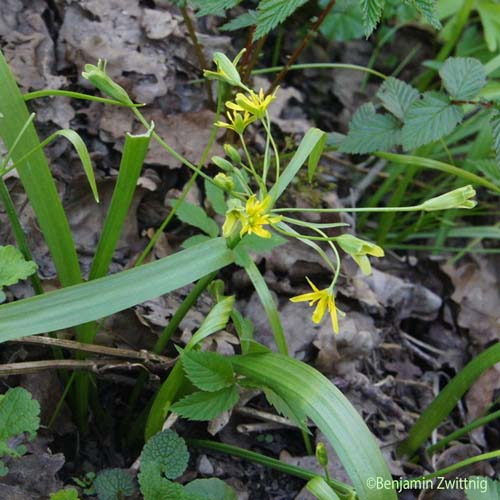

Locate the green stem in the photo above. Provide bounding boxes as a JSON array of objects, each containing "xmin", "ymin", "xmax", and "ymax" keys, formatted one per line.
[
  {"xmin": 23, "ymin": 89, "xmax": 143, "ymax": 107},
  {"xmin": 188, "ymin": 439, "xmax": 355, "ymax": 498}
]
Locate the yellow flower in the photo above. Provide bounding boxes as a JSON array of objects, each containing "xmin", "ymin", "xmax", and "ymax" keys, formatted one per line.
[
  {"xmin": 290, "ymin": 278, "xmax": 339, "ymax": 334},
  {"xmin": 336, "ymin": 234, "xmax": 384, "ymax": 276},
  {"xmin": 226, "ymin": 88, "xmax": 278, "ymax": 119},
  {"xmin": 239, "ymin": 195, "xmax": 282, "ymax": 239},
  {"xmin": 215, "ymin": 110, "xmax": 256, "ymax": 135}
]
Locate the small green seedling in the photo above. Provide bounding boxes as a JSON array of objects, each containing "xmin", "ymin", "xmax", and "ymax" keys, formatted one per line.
[{"xmin": 0, "ymin": 245, "xmax": 37, "ymax": 303}]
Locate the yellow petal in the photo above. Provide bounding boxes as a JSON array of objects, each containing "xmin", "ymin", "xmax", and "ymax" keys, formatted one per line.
[
  {"xmin": 290, "ymin": 292, "xmax": 321, "ymax": 303},
  {"xmin": 311, "ymin": 295, "xmax": 328, "ymax": 324},
  {"xmin": 305, "ymin": 277, "xmax": 320, "ymax": 293},
  {"xmin": 328, "ymin": 297, "xmax": 339, "ymax": 334},
  {"xmin": 253, "ymin": 225, "xmax": 272, "ymax": 238}
]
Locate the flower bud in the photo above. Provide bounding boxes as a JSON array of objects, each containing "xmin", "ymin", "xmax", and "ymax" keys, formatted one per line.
[
  {"xmin": 214, "ymin": 173, "xmax": 235, "ymax": 191},
  {"xmin": 421, "ymin": 185, "xmax": 477, "ymax": 211},
  {"xmin": 82, "ymin": 59, "xmax": 133, "ymax": 105},
  {"xmin": 211, "ymin": 156, "xmax": 233, "ymax": 171},
  {"xmin": 203, "ymin": 50, "xmax": 245, "ymax": 88},
  {"xmin": 316, "ymin": 442, "xmax": 328, "ymax": 467},
  {"xmin": 224, "ymin": 144, "xmax": 242, "ymax": 164}
]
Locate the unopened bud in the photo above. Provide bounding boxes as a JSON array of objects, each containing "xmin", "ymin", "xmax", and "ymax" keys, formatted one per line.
[
  {"xmin": 214, "ymin": 173, "xmax": 235, "ymax": 191},
  {"xmin": 316, "ymin": 442, "xmax": 328, "ymax": 467},
  {"xmin": 421, "ymin": 185, "xmax": 477, "ymax": 211},
  {"xmin": 224, "ymin": 144, "xmax": 242, "ymax": 164}
]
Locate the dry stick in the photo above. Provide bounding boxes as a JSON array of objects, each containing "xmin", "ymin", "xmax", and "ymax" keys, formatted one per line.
[
  {"xmin": 0, "ymin": 359, "xmax": 155, "ymax": 376},
  {"xmin": 8, "ymin": 336, "xmax": 173, "ymax": 365},
  {"xmin": 242, "ymin": 35, "xmax": 267, "ymax": 85},
  {"xmin": 180, "ymin": 6, "xmax": 214, "ymax": 107},
  {"xmin": 267, "ymin": 0, "xmax": 337, "ymax": 95}
]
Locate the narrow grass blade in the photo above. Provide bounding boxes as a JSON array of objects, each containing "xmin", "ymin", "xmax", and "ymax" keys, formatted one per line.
[
  {"xmin": 397, "ymin": 342, "xmax": 500, "ymax": 458},
  {"xmin": 0, "ymin": 49, "xmax": 82, "ymax": 288},
  {"xmin": 307, "ymin": 476, "xmax": 341, "ymax": 500},
  {"xmin": 89, "ymin": 127, "xmax": 153, "ymax": 280},
  {"xmin": 375, "ymin": 152, "xmax": 500, "ymax": 192},
  {"xmin": 234, "ymin": 247, "xmax": 288, "ymax": 355},
  {"xmin": 231, "ymin": 353, "xmax": 396, "ymax": 499},
  {"xmin": 0, "ymin": 238, "xmax": 234, "ymax": 341}
]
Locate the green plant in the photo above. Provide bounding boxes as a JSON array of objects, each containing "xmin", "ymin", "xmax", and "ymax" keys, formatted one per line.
[
  {"xmin": 0, "ymin": 387, "xmax": 40, "ymax": 476},
  {"xmin": 49, "ymin": 489, "xmax": 81, "ymax": 500},
  {"xmin": 0, "ymin": 245, "xmax": 37, "ymax": 303},
  {"xmin": 94, "ymin": 469, "xmax": 136, "ymax": 500}
]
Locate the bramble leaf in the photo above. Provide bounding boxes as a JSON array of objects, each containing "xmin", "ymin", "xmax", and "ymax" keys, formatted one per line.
[
  {"xmin": 184, "ymin": 478, "xmax": 238, "ymax": 500},
  {"xmin": 171, "ymin": 386, "xmax": 239, "ymax": 421},
  {"xmin": 140, "ymin": 430, "xmax": 189, "ymax": 480},
  {"xmin": 191, "ymin": 0, "xmax": 240, "ymax": 17},
  {"xmin": 477, "ymin": 1, "xmax": 500, "ymax": 52},
  {"xmin": 439, "ymin": 57, "xmax": 487, "ymax": 100},
  {"xmin": 320, "ymin": 0, "xmax": 364, "ymax": 42},
  {"xmin": 254, "ymin": 0, "xmax": 309, "ymax": 39},
  {"xmin": 490, "ymin": 111, "xmax": 500, "ymax": 172},
  {"xmin": 339, "ymin": 103, "xmax": 401, "ymax": 154},
  {"xmin": 377, "ymin": 77, "xmax": 419, "ymax": 121},
  {"xmin": 182, "ymin": 351, "xmax": 235, "ymax": 392},
  {"xmin": 401, "ymin": 91, "xmax": 464, "ymax": 149},
  {"xmin": 404, "ymin": 0, "xmax": 441, "ymax": 29},
  {"xmin": 94, "ymin": 468, "xmax": 136, "ymax": 500},
  {"xmin": 360, "ymin": 0, "xmax": 385, "ymax": 36},
  {"xmin": 49, "ymin": 489, "xmax": 80, "ymax": 500},
  {"xmin": 220, "ymin": 11, "xmax": 258, "ymax": 31}
]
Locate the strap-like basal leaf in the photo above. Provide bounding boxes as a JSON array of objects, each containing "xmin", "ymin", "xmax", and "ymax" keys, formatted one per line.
[
  {"xmin": 439, "ymin": 57, "xmax": 487, "ymax": 101},
  {"xmin": 0, "ymin": 238, "xmax": 234, "ymax": 342},
  {"xmin": 339, "ymin": 103, "xmax": 401, "ymax": 154},
  {"xmin": 231, "ymin": 353, "xmax": 396, "ymax": 499},
  {"xmin": 377, "ymin": 77, "xmax": 419, "ymax": 121},
  {"xmin": 182, "ymin": 351, "xmax": 235, "ymax": 392},
  {"xmin": 401, "ymin": 91, "xmax": 464, "ymax": 150},
  {"xmin": 477, "ymin": 1, "xmax": 500, "ymax": 52}
]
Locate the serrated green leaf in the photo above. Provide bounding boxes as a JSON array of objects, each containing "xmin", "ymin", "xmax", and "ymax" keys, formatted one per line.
[
  {"xmin": 401, "ymin": 91, "xmax": 464, "ymax": 149},
  {"xmin": 204, "ymin": 178, "xmax": 227, "ymax": 215},
  {"xmin": 94, "ymin": 469, "xmax": 136, "ymax": 500},
  {"xmin": 477, "ymin": 1, "xmax": 500, "ymax": 52},
  {"xmin": 377, "ymin": 77, "xmax": 419, "ymax": 121},
  {"xmin": 465, "ymin": 477, "xmax": 500, "ymax": 499},
  {"xmin": 0, "ymin": 387, "xmax": 40, "ymax": 475},
  {"xmin": 339, "ymin": 103, "xmax": 401, "ymax": 154},
  {"xmin": 171, "ymin": 386, "xmax": 239, "ymax": 421},
  {"xmin": 490, "ymin": 112, "xmax": 500, "ymax": 173},
  {"xmin": 191, "ymin": 0, "xmax": 241, "ymax": 17},
  {"xmin": 264, "ymin": 387, "xmax": 308, "ymax": 431},
  {"xmin": 140, "ymin": 429, "xmax": 189, "ymax": 480},
  {"xmin": 404, "ymin": 0, "xmax": 441, "ymax": 29},
  {"xmin": 360, "ymin": 0, "xmax": 385, "ymax": 36},
  {"xmin": 220, "ymin": 11, "xmax": 258, "ymax": 31},
  {"xmin": 182, "ymin": 351, "xmax": 235, "ymax": 392},
  {"xmin": 49, "ymin": 489, "xmax": 80, "ymax": 500},
  {"xmin": 170, "ymin": 200, "xmax": 219, "ymax": 237},
  {"xmin": 0, "ymin": 245, "xmax": 37, "ymax": 288},
  {"xmin": 254, "ymin": 0, "xmax": 309, "ymax": 40},
  {"xmin": 184, "ymin": 478, "xmax": 237, "ymax": 500},
  {"xmin": 439, "ymin": 57, "xmax": 487, "ymax": 100},
  {"xmin": 320, "ymin": 0, "xmax": 364, "ymax": 41}
]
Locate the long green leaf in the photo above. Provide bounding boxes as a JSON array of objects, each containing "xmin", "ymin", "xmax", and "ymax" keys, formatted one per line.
[
  {"xmin": 231, "ymin": 353, "xmax": 396, "ymax": 500},
  {"xmin": 89, "ymin": 127, "xmax": 153, "ymax": 280},
  {"xmin": 397, "ymin": 342, "xmax": 500, "ymax": 458},
  {"xmin": 0, "ymin": 238, "xmax": 234, "ymax": 341},
  {"xmin": 0, "ymin": 50, "xmax": 83, "ymax": 288},
  {"xmin": 234, "ymin": 247, "xmax": 288, "ymax": 355},
  {"xmin": 269, "ymin": 128, "xmax": 326, "ymax": 201}
]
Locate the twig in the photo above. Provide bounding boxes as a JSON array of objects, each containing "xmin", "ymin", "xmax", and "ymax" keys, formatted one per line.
[
  {"xmin": 235, "ymin": 406, "xmax": 311, "ymax": 428},
  {"xmin": 8, "ymin": 336, "xmax": 174, "ymax": 366},
  {"xmin": 180, "ymin": 6, "xmax": 214, "ymax": 107},
  {"xmin": 0, "ymin": 359, "xmax": 154, "ymax": 376},
  {"xmin": 267, "ymin": 0, "xmax": 337, "ymax": 94}
]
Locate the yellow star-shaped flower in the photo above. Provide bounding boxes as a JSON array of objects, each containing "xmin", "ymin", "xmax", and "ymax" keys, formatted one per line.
[
  {"xmin": 215, "ymin": 110, "xmax": 256, "ymax": 135},
  {"xmin": 239, "ymin": 195, "xmax": 282, "ymax": 239},
  {"xmin": 290, "ymin": 277, "xmax": 339, "ymax": 334},
  {"xmin": 226, "ymin": 88, "xmax": 278, "ymax": 119}
]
